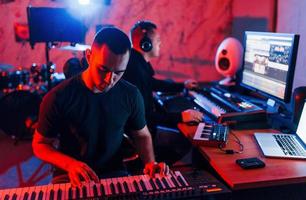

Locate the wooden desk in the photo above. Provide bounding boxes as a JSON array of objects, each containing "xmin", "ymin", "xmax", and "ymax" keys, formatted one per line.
[{"xmin": 178, "ymin": 123, "xmax": 306, "ymax": 190}]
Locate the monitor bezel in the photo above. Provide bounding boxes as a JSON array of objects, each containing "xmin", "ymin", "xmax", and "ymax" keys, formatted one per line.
[{"xmin": 239, "ymin": 31, "xmax": 299, "ymax": 103}]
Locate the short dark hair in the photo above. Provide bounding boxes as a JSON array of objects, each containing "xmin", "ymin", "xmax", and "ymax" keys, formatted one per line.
[
  {"xmin": 93, "ymin": 27, "xmax": 131, "ymax": 54},
  {"xmin": 130, "ymin": 20, "xmax": 157, "ymax": 35},
  {"xmin": 130, "ymin": 20, "xmax": 157, "ymax": 42}
]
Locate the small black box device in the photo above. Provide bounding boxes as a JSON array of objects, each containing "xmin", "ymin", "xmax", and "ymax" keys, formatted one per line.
[
  {"xmin": 193, "ymin": 122, "xmax": 229, "ymax": 147},
  {"xmin": 236, "ymin": 157, "xmax": 265, "ymax": 169}
]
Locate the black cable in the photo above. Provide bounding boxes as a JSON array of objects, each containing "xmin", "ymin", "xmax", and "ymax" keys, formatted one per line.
[{"xmin": 218, "ymin": 132, "xmax": 244, "ymax": 154}]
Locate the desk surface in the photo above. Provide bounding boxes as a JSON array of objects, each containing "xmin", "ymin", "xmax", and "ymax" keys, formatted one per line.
[{"xmin": 178, "ymin": 124, "xmax": 306, "ymax": 190}]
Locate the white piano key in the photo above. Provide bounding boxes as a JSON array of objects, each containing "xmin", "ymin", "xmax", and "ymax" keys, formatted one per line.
[
  {"xmin": 27, "ymin": 186, "xmax": 37, "ymax": 200},
  {"xmin": 170, "ymin": 171, "xmax": 182, "ymax": 187},
  {"xmin": 155, "ymin": 174, "xmax": 166, "ymax": 189},
  {"xmin": 175, "ymin": 171, "xmax": 189, "ymax": 186},
  {"xmin": 75, "ymin": 186, "xmax": 82, "ymax": 199},
  {"xmin": 69, "ymin": 185, "xmax": 77, "ymax": 200},
  {"xmin": 117, "ymin": 177, "xmax": 126, "ymax": 194},
  {"xmin": 13, "ymin": 188, "xmax": 23, "ymax": 200},
  {"xmin": 16, "ymin": 187, "xmax": 29, "ymax": 200},
  {"xmin": 0, "ymin": 189, "xmax": 8, "ymax": 200},
  {"xmin": 100, "ymin": 179, "xmax": 109, "ymax": 196},
  {"xmin": 34, "ymin": 186, "xmax": 43, "ymax": 200},
  {"xmin": 164, "ymin": 175, "xmax": 175, "ymax": 188},
  {"xmin": 82, "ymin": 182, "xmax": 91, "ymax": 198},
  {"xmin": 7, "ymin": 188, "xmax": 17, "ymax": 200},
  {"xmin": 51, "ymin": 184, "xmax": 58, "ymax": 200},
  {"xmin": 93, "ymin": 182, "xmax": 101, "ymax": 197},
  {"xmin": 63, "ymin": 183, "xmax": 72, "ymax": 200},
  {"xmin": 123, "ymin": 176, "xmax": 135, "ymax": 193},
  {"xmin": 133, "ymin": 176, "xmax": 143, "ymax": 192},
  {"xmin": 110, "ymin": 178, "xmax": 119, "ymax": 195},
  {"xmin": 149, "ymin": 178, "xmax": 159, "ymax": 190},
  {"xmin": 45, "ymin": 184, "xmax": 53, "ymax": 200},
  {"xmin": 141, "ymin": 175, "xmax": 153, "ymax": 191},
  {"xmin": 1, "ymin": 189, "xmax": 7, "ymax": 200},
  {"xmin": 17, "ymin": 187, "xmax": 29, "ymax": 200},
  {"xmin": 33, "ymin": 185, "xmax": 46, "ymax": 199},
  {"xmin": 57, "ymin": 183, "xmax": 66, "ymax": 200},
  {"xmin": 87, "ymin": 181, "xmax": 94, "ymax": 198}
]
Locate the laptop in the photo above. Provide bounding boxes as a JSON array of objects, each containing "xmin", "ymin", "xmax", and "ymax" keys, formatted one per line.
[{"xmin": 254, "ymin": 100, "xmax": 306, "ymax": 159}]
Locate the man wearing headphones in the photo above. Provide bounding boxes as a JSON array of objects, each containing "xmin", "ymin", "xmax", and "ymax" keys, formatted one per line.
[{"xmin": 123, "ymin": 20, "xmax": 204, "ymax": 164}]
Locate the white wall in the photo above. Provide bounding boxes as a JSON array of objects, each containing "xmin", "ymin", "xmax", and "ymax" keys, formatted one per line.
[{"xmin": 277, "ymin": 0, "xmax": 306, "ymax": 89}]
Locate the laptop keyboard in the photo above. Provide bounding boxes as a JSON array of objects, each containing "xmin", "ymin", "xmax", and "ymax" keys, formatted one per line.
[{"xmin": 273, "ymin": 135, "xmax": 306, "ymax": 156}]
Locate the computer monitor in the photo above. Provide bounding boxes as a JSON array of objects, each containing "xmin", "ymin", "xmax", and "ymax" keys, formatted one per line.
[
  {"xmin": 27, "ymin": 7, "xmax": 86, "ymax": 48},
  {"xmin": 240, "ymin": 31, "xmax": 299, "ymax": 103}
]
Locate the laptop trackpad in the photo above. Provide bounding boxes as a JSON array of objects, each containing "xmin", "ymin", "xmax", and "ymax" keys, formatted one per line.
[{"xmin": 255, "ymin": 134, "xmax": 285, "ymax": 156}]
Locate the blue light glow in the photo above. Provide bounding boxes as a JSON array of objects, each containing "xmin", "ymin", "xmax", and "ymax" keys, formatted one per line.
[{"xmin": 78, "ymin": 0, "xmax": 90, "ymax": 5}]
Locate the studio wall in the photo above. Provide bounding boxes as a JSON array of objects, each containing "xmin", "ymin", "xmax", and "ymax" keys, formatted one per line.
[
  {"xmin": 277, "ymin": 0, "xmax": 306, "ymax": 90},
  {"xmin": 0, "ymin": 0, "xmax": 275, "ymax": 82}
]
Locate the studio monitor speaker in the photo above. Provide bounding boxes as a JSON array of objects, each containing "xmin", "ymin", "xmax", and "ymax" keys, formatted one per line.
[{"xmin": 215, "ymin": 37, "xmax": 243, "ymax": 85}]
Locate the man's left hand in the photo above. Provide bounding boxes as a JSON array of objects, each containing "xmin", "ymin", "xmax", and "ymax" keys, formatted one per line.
[
  {"xmin": 143, "ymin": 162, "xmax": 170, "ymax": 177},
  {"xmin": 184, "ymin": 80, "xmax": 198, "ymax": 90}
]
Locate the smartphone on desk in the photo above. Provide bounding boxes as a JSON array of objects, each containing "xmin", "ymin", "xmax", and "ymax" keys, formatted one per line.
[{"xmin": 236, "ymin": 157, "xmax": 265, "ymax": 169}]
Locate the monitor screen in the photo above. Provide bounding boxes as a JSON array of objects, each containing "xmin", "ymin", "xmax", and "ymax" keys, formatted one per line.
[
  {"xmin": 27, "ymin": 7, "xmax": 86, "ymax": 47},
  {"xmin": 240, "ymin": 31, "xmax": 299, "ymax": 102}
]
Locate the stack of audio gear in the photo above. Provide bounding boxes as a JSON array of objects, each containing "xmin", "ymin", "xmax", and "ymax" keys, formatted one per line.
[
  {"xmin": 0, "ymin": 170, "xmax": 231, "ymax": 200},
  {"xmin": 189, "ymin": 86, "xmax": 267, "ymax": 127}
]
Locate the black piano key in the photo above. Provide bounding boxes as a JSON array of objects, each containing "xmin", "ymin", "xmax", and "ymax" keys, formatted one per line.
[
  {"xmin": 57, "ymin": 189, "xmax": 62, "ymax": 200},
  {"xmin": 23, "ymin": 192, "xmax": 29, "ymax": 200},
  {"xmin": 12, "ymin": 193, "xmax": 18, "ymax": 200},
  {"xmin": 110, "ymin": 183, "xmax": 116, "ymax": 195},
  {"xmin": 82, "ymin": 186, "xmax": 87, "ymax": 198},
  {"xmin": 30, "ymin": 191, "xmax": 36, "ymax": 200},
  {"xmin": 100, "ymin": 184, "xmax": 105, "ymax": 195},
  {"xmin": 49, "ymin": 189, "xmax": 54, "ymax": 200},
  {"xmin": 149, "ymin": 179, "xmax": 157, "ymax": 190},
  {"xmin": 170, "ymin": 176, "xmax": 180, "ymax": 187},
  {"xmin": 75, "ymin": 187, "xmax": 80, "ymax": 199},
  {"xmin": 116, "ymin": 182, "xmax": 123, "ymax": 194},
  {"xmin": 161, "ymin": 177, "xmax": 170, "ymax": 189},
  {"xmin": 139, "ymin": 180, "xmax": 147, "ymax": 192},
  {"xmin": 155, "ymin": 178, "xmax": 164, "ymax": 189},
  {"xmin": 38, "ymin": 191, "xmax": 44, "ymax": 200},
  {"xmin": 93, "ymin": 184, "xmax": 98, "ymax": 197},
  {"xmin": 123, "ymin": 181, "xmax": 129, "ymax": 193},
  {"xmin": 68, "ymin": 188, "xmax": 73, "ymax": 199},
  {"xmin": 4, "ymin": 194, "xmax": 10, "ymax": 200},
  {"xmin": 133, "ymin": 180, "xmax": 140, "ymax": 192},
  {"xmin": 177, "ymin": 176, "xmax": 187, "ymax": 187}
]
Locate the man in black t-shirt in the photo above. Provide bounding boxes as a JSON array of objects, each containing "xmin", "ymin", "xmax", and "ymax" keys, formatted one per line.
[
  {"xmin": 123, "ymin": 21, "xmax": 204, "ymax": 164},
  {"xmin": 32, "ymin": 27, "xmax": 168, "ymax": 187},
  {"xmin": 123, "ymin": 21, "xmax": 204, "ymax": 132}
]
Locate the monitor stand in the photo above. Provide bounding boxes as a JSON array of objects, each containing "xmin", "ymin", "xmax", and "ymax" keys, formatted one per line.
[
  {"xmin": 266, "ymin": 98, "xmax": 292, "ymax": 118},
  {"xmin": 266, "ymin": 98, "xmax": 280, "ymax": 114}
]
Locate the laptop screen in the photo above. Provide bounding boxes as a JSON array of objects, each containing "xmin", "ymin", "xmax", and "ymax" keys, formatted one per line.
[{"xmin": 297, "ymin": 101, "xmax": 306, "ymax": 143}]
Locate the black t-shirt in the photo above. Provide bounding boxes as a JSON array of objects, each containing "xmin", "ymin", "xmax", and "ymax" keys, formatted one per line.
[
  {"xmin": 37, "ymin": 74, "xmax": 146, "ymax": 176},
  {"xmin": 123, "ymin": 49, "xmax": 184, "ymax": 130}
]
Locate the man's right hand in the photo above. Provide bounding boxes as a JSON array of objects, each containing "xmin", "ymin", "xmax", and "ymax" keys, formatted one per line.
[
  {"xmin": 66, "ymin": 160, "xmax": 99, "ymax": 187},
  {"xmin": 181, "ymin": 109, "xmax": 204, "ymax": 123}
]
